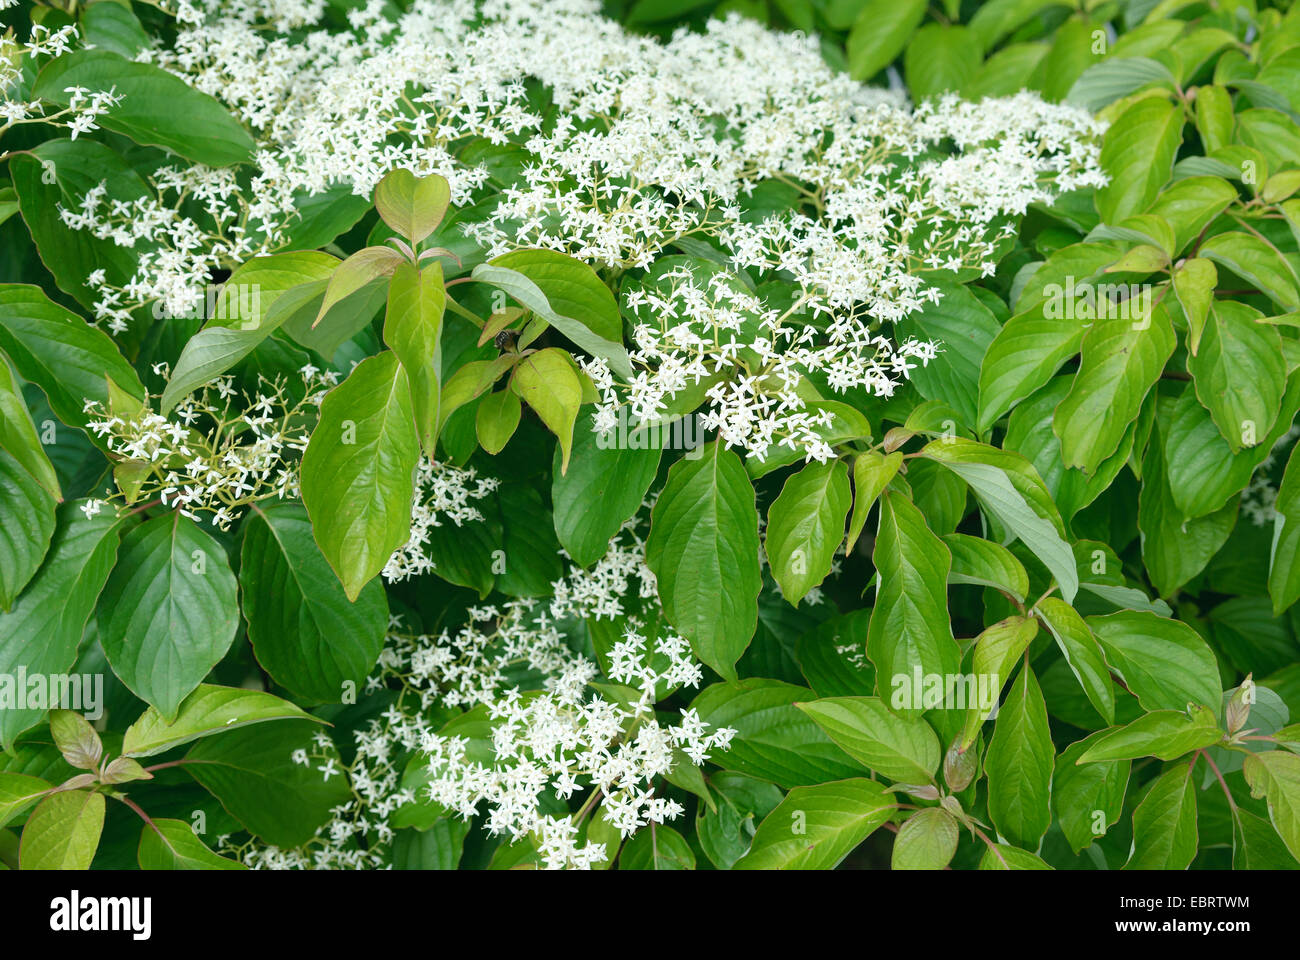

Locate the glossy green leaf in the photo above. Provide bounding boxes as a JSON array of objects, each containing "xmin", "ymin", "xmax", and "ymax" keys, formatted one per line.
[
  {"xmin": 646, "ymin": 442, "xmax": 761, "ymax": 680},
  {"xmin": 985, "ymin": 664, "xmax": 1053, "ymax": 850},
  {"xmin": 98, "ymin": 512, "xmax": 240, "ymax": 720},
  {"xmin": 300, "ymin": 352, "xmax": 419, "ymax": 601}
]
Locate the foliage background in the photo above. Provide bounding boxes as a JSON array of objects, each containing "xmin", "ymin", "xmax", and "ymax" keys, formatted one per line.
[{"xmin": 1, "ymin": 0, "xmax": 1300, "ymax": 870}]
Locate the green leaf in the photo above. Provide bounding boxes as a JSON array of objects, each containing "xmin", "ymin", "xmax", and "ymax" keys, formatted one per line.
[
  {"xmin": 969, "ymin": 0, "xmax": 1063, "ymax": 52},
  {"xmin": 618, "ymin": 824, "xmax": 694, "ymax": 870},
  {"xmin": 511, "ymin": 348, "xmax": 581, "ymax": 473},
  {"xmin": 0, "ymin": 772, "xmax": 51, "ymax": 829},
  {"xmin": 183, "ymin": 720, "xmax": 351, "ymax": 848},
  {"xmin": 137, "ymin": 819, "xmax": 245, "ymax": 870},
  {"xmin": 98, "ymin": 512, "xmax": 240, "ymax": 720},
  {"xmin": 18, "ymin": 789, "xmax": 104, "ymax": 870},
  {"xmin": 1096, "ymin": 96, "xmax": 1184, "ymax": 224},
  {"xmin": 985, "ymin": 664, "xmax": 1054, "ymax": 850},
  {"xmin": 1067, "ymin": 56, "xmax": 1178, "ymax": 111},
  {"xmin": 1171, "ymin": 257, "xmax": 1217, "ymax": 354},
  {"xmin": 1242, "ymin": 750, "xmax": 1300, "ymax": 863},
  {"xmin": 300, "ymin": 352, "xmax": 419, "ymax": 601},
  {"xmin": 9, "ymin": 139, "xmax": 150, "ymax": 310},
  {"xmin": 924, "ymin": 439, "xmax": 1077, "ymax": 602},
  {"xmin": 891, "ymin": 807, "xmax": 959, "ymax": 870},
  {"xmin": 475, "ymin": 388, "xmax": 520, "ymax": 455},
  {"xmin": 1125, "ymin": 761, "xmax": 1198, "ymax": 869},
  {"xmin": 942, "ymin": 533, "xmax": 1029, "ymax": 600},
  {"xmin": 958, "ymin": 616, "xmax": 1038, "ymax": 749},
  {"xmin": 313, "ymin": 246, "xmax": 403, "ymax": 329},
  {"xmin": 845, "ymin": 0, "xmax": 926, "ymax": 80},
  {"xmin": 795, "ymin": 610, "xmax": 876, "ymax": 699},
  {"xmin": 0, "ymin": 357, "xmax": 59, "ymax": 500},
  {"xmin": 1188, "ymin": 302, "xmax": 1287, "ymax": 451},
  {"xmin": 1162, "ymin": 375, "xmax": 1299, "ymax": 520},
  {"xmin": 690, "ymin": 679, "xmax": 870, "ymax": 787},
  {"xmin": 1271, "ymin": 443, "xmax": 1300, "ymax": 615},
  {"xmin": 1232, "ymin": 808, "xmax": 1300, "ymax": 869},
  {"xmin": 978, "ymin": 243, "xmax": 1122, "ymax": 430},
  {"xmin": 1146, "ymin": 176, "xmax": 1238, "ymax": 256},
  {"xmin": 160, "ymin": 252, "xmax": 337, "ymax": 413},
  {"xmin": 122, "ymin": 683, "xmax": 320, "ymax": 758},
  {"xmin": 695, "ymin": 771, "xmax": 782, "ymax": 869},
  {"xmin": 82, "ymin": 1, "xmax": 149, "ymax": 58},
  {"xmin": 1087, "ymin": 610, "xmax": 1221, "ymax": 712},
  {"xmin": 1053, "ymin": 732, "xmax": 1130, "ymax": 854},
  {"xmin": 0, "ymin": 448, "xmax": 56, "ymax": 611},
  {"xmin": 1199, "ymin": 232, "xmax": 1300, "ymax": 312},
  {"xmin": 1194, "ymin": 85, "xmax": 1235, "ymax": 153},
  {"xmin": 736, "ymin": 779, "xmax": 894, "ymax": 869},
  {"xmin": 897, "ymin": 283, "xmax": 1001, "ymax": 431},
  {"xmin": 384, "ymin": 261, "xmax": 445, "ymax": 454},
  {"xmin": 0, "ymin": 504, "xmax": 123, "ymax": 751},
  {"xmin": 241, "ymin": 502, "xmax": 388, "ymax": 704},
  {"xmin": 373, "ymin": 169, "xmax": 450, "ymax": 244},
  {"xmin": 473, "ymin": 251, "xmax": 632, "ymax": 380},
  {"xmin": 797, "ymin": 696, "xmax": 940, "ymax": 785},
  {"xmin": 904, "ymin": 25, "xmax": 980, "ymax": 100},
  {"xmin": 392, "ymin": 818, "xmax": 471, "ymax": 870},
  {"xmin": 646, "ymin": 442, "xmax": 761, "ymax": 681},
  {"xmin": 765, "ymin": 460, "xmax": 850, "ymax": 606},
  {"xmin": 0, "ymin": 284, "xmax": 145, "ymax": 432},
  {"xmin": 1140, "ymin": 405, "xmax": 1240, "ymax": 593},
  {"xmin": 1054, "ymin": 305, "xmax": 1175, "ymax": 474},
  {"xmin": 1079, "ymin": 706, "xmax": 1222, "ymax": 763},
  {"xmin": 552, "ymin": 417, "xmax": 661, "ymax": 567},
  {"xmin": 866, "ymin": 491, "xmax": 959, "ymax": 717},
  {"xmin": 1035, "ymin": 597, "xmax": 1115, "ymax": 725},
  {"xmin": 32, "ymin": 50, "xmax": 254, "ymax": 166},
  {"xmin": 978, "ymin": 842, "xmax": 1052, "ymax": 869},
  {"xmin": 846, "ymin": 450, "xmax": 901, "ymax": 554}
]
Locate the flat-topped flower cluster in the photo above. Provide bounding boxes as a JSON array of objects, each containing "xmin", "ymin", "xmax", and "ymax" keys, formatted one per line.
[
  {"xmin": 226, "ymin": 518, "xmax": 734, "ymax": 870},
  {"xmin": 22, "ymin": 0, "xmax": 1106, "ymax": 463}
]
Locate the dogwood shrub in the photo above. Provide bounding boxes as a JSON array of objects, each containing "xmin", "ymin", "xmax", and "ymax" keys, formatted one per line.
[{"xmin": 0, "ymin": 0, "xmax": 1299, "ymax": 872}]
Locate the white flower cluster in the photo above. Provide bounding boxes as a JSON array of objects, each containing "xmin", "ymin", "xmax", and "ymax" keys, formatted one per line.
[
  {"xmin": 548, "ymin": 515, "xmax": 659, "ymax": 623},
  {"xmin": 81, "ymin": 366, "xmax": 332, "ymax": 529},
  {"xmin": 585, "ymin": 263, "xmax": 939, "ymax": 462},
  {"xmin": 0, "ymin": 24, "xmax": 122, "ymax": 141},
  {"xmin": 224, "ymin": 510, "xmax": 732, "ymax": 870},
  {"xmin": 419, "ymin": 625, "xmax": 733, "ymax": 868},
  {"xmin": 48, "ymin": 0, "xmax": 1103, "ymax": 463},
  {"xmin": 382, "ymin": 458, "xmax": 500, "ymax": 582}
]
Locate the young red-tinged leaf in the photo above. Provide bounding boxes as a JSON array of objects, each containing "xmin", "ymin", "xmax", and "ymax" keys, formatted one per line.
[
  {"xmin": 373, "ymin": 169, "xmax": 451, "ymax": 244},
  {"xmin": 18, "ymin": 789, "xmax": 105, "ymax": 870},
  {"xmin": 49, "ymin": 710, "xmax": 103, "ymax": 771},
  {"xmin": 891, "ymin": 806, "xmax": 959, "ymax": 870}
]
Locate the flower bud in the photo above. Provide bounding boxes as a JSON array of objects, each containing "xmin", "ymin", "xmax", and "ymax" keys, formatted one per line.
[
  {"xmin": 944, "ymin": 739, "xmax": 978, "ymax": 792},
  {"xmin": 1226, "ymin": 675, "xmax": 1255, "ymax": 736}
]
